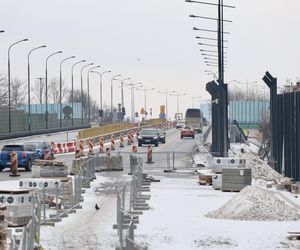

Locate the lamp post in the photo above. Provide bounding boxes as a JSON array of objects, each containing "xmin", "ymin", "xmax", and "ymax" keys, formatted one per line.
[
  {"xmin": 8, "ymin": 38, "xmax": 29, "ymax": 133},
  {"xmin": 27, "ymin": 45, "xmax": 46, "ymax": 131},
  {"xmin": 80, "ymin": 63, "xmax": 93, "ymax": 125},
  {"xmin": 126, "ymin": 82, "xmax": 143, "ymax": 122},
  {"xmin": 87, "ymin": 65, "xmax": 101, "ymax": 123},
  {"xmin": 116, "ymin": 77, "xmax": 131, "ymax": 118},
  {"xmin": 91, "ymin": 70, "xmax": 111, "ymax": 125},
  {"xmin": 111, "ymin": 74, "xmax": 121, "ymax": 118},
  {"xmin": 71, "ymin": 60, "xmax": 86, "ymax": 126},
  {"xmin": 45, "ymin": 51, "xmax": 62, "ymax": 129},
  {"xmin": 158, "ymin": 89, "xmax": 175, "ymax": 119},
  {"xmin": 170, "ymin": 92, "xmax": 186, "ymax": 114},
  {"xmin": 59, "ymin": 56, "xmax": 75, "ymax": 128},
  {"xmin": 136, "ymin": 87, "xmax": 155, "ymax": 120}
]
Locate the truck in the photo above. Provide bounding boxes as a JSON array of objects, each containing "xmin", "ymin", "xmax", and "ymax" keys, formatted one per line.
[{"xmin": 185, "ymin": 108, "xmax": 203, "ymax": 133}]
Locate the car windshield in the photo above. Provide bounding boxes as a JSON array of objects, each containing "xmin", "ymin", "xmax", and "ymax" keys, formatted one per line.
[
  {"xmin": 140, "ymin": 130, "xmax": 157, "ymax": 136},
  {"xmin": 156, "ymin": 129, "xmax": 164, "ymax": 134},
  {"xmin": 2, "ymin": 145, "xmax": 24, "ymax": 151},
  {"xmin": 184, "ymin": 126, "xmax": 192, "ymax": 130}
]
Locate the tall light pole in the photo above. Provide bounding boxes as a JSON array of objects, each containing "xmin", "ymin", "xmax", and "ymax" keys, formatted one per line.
[
  {"xmin": 111, "ymin": 74, "xmax": 121, "ymax": 117},
  {"xmin": 59, "ymin": 56, "xmax": 75, "ymax": 128},
  {"xmin": 170, "ymin": 92, "xmax": 186, "ymax": 114},
  {"xmin": 116, "ymin": 77, "xmax": 131, "ymax": 118},
  {"xmin": 126, "ymin": 82, "xmax": 143, "ymax": 122},
  {"xmin": 87, "ymin": 65, "xmax": 100, "ymax": 123},
  {"xmin": 91, "ymin": 70, "xmax": 111, "ymax": 125},
  {"xmin": 45, "ymin": 51, "xmax": 62, "ymax": 129},
  {"xmin": 71, "ymin": 59, "xmax": 86, "ymax": 126},
  {"xmin": 136, "ymin": 87, "xmax": 154, "ymax": 120},
  {"xmin": 8, "ymin": 38, "xmax": 29, "ymax": 133},
  {"xmin": 158, "ymin": 89, "xmax": 175, "ymax": 119},
  {"xmin": 27, "ymin": 45, "xmax": 46, "ymax": 131},
  {"xmin": 80, "ymin": 63, "xmax": 93, "ymax": 125}
]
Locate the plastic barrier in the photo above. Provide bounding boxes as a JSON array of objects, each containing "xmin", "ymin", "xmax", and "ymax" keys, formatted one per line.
[
  {"xmin": 146, "ymin": 145, "xmax": 154, "ymax": 164},
  {"xmin": 88, "ymin": 138, "xmax": 94, "ymax": 155},
  {"xmin": 106, "ymin": 147, "xmax": 111, "ymax": 158},
  {"xmin": 120, "ymin": 134, "xmax": 124, "ymax": 148},
  {"xmin": 132, "ymin": 145, "xmax": 137, "ymax": 153},
  {"xmin": 10, "ymin": 151, "xmax": 20, "ymax": 177},
  {"xmin": 66, "ymin": 142, "xmax": 76, "ymax": 153},
  {"xmin": 111, "ymin": 135, "xmax": 115, "ymax": 151},
  {"xmin": 99, "ymin": 137, "xmax": 104, "ymax": 153},
  {"xmin": 44, "ymin": 150, "xmax": 51, "ymax": 160}
]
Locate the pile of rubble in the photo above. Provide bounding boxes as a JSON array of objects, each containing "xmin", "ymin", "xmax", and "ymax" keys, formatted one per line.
[
  {"xmin": 244, "ymin": 154, "xmax": 291, "ymax": 185},
  {"xmin": 207, "ymin": 186, "xmax": 300, "ymax": 221}
]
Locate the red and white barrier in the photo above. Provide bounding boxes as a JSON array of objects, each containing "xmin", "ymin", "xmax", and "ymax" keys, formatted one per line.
[
  {"xmin": 120, "ymin": 134, "xmax": 124, "ymax": 148},
  {"xmin": 99, "ymin": 137, "xmax": 104, "ymax": 154},
  {"xmin": 111, "ymin": 135, "xmax": 115, "ymax": 151},
  {"xmin": 10, "ymin": 151, "xmax": 20, "ymax": 177},
  {"xmin": 88, "ymin": 137, "xmax": 94, "ymax": 155}
]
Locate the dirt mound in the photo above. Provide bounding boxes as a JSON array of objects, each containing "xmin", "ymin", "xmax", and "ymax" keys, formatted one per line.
[{"xmin": 207, "ymin": 186, "xmax": 300, "ymax": 221}]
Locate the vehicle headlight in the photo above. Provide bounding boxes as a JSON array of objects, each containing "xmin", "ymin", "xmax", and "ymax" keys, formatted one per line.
[
  {"xmin": 153, "ymin": 136, "xmax": 158, "ymax": 139},
  {"xmin": 138, "ymin": 136, "xmax": 142, "ymax": 139}
]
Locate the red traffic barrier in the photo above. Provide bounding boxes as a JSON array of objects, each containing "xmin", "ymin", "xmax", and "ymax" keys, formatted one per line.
[
  {"xmin": 106, "ymin": 147, "xmax": 111, "ymax": 158},
  {"xmin": 88, "ymin": 137, "xmax": 94, "ymax": 155},
  {"xmin": 132, "ymin": 145, "xmax": 137, "ymax": 153},
  {"xmin": 99, "ymin": 137, "xmax": 104, "ymax": 154},
  {"xmin": 146, "ymin": 145, "xmax": 154, "ymax": 164},
  {"xmin": 127, "ymin": 132, "xmax": 132, "ymax": 145},
  {"xmin": 44, "ymin": 149, "xmax": 51, "ymax": 160},
  {"xmin": 111, "ymin": 135, "xmax": 115, "ymax": 151},
  {"xmin": 10, "ymin": 151, "xmax": 20, "ymax": 177},
  {"xmin": 119, "ymin": 134, "xmax": 124, "ymax": 148},
  {"xmin": 75, "ymin": 149, "xmax": 81, "ymax": 159}
]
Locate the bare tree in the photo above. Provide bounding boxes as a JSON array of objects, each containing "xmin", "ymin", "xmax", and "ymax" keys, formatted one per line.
[
  {"xmin": 48, "ymin": 78, "xmax": 69, "ymax": 103},
  {"xmin": 0, "ymin": 75, "xmax": 7, "ymax": 105},
  {"xmin": 11, "ymin": 77, "xmax": 26, "ymax": 108},
  {"xmin": 31, "ymin": 78, "xmax": 45, "ymax": 104}
]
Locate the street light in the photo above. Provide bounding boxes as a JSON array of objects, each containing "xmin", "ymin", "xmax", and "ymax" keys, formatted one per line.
[
  {"xmin": 45, "ymin": 51, "xmax": 63, "ymax": 129},
  {"xmin": 136, "ymin": 86, "xmax": 155, "ymax": 120},
  {"xmin": 71, "ymin": 60, "xmax": 86, "ymax": 126},
  {"xmin": 111, "ymin": 74, "xmax": 121, "ymax": 117},
  {"xmin": 91, "ymin": 70, "xmax": 111, "ymax": 125},
  {"xmin": 170, "ymin": 92, "xmax": 186, "ymax": 114},
  {"xmin": 158, "ymin": 89, "xmax": 175, "ymax": 119},
  {"xmin": 87, "ymin": 65, "xmax": 101, "ymax": 123},
  {"xmin": 126, "ymin": 82, "xmax": 143, "ymax": 122},
  {"xmin": 116, "ymin": 77, "xmax": 131, "ymax": 116},
  {"xmin": 80, "ymin": 63, "xmax": 94, "ymax": 125},
  {"xmin": 27, "ymin": 45, "xmax": 46, "ymax": 131},
  {"xmin": 59, "ymin": 56, "xmax": 75, "ymax": 128},
  {"xmin": 8, "ymin": 38, "xmax": 29, "ymax": 133}
]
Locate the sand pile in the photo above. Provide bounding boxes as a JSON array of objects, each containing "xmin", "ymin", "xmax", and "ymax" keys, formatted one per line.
[{"xmin": 207, "ymin": 186, "xmax": 300, "ymax": 221}]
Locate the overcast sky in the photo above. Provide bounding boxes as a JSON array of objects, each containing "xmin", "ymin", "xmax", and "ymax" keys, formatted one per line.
[{"xmin": 1, "ymin": 0, "xmax": 299, "ymax": 118}]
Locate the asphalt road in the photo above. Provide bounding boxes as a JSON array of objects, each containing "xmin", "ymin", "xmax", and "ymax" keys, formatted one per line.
[{"xmin": 0, "ymin": 128, "xmax": 200, "ymax": 181}]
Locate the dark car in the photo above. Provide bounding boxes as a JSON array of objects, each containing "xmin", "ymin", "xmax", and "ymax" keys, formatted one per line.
[
  {"xmin": 0, "ymin": 144, "xmax": 40, "ymax": 171},
  {"xmin": 24, "ymin": 141, "xmax": 54, "ymax": 160},
  {"xmin": 138, "ymin": 129, "xmax": 160, "ymax": 147},
  {"xmin": 156, "ymin": 129, "xmax": 166, "ymax": 144}
]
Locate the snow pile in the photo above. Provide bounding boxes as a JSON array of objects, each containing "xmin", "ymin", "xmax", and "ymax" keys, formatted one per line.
[{"xmin": 207, "ymin": 186, "xmax": 300, "ymax": 221}]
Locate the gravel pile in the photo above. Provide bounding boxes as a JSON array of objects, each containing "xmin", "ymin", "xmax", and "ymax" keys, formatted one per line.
[
  {"xmin": 207, "ymin": 186, "xmax": 300, "ymax": 221},
  {"xmin": 244, "ymin": 154, "xmax": 291, "ymax": 185}
]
